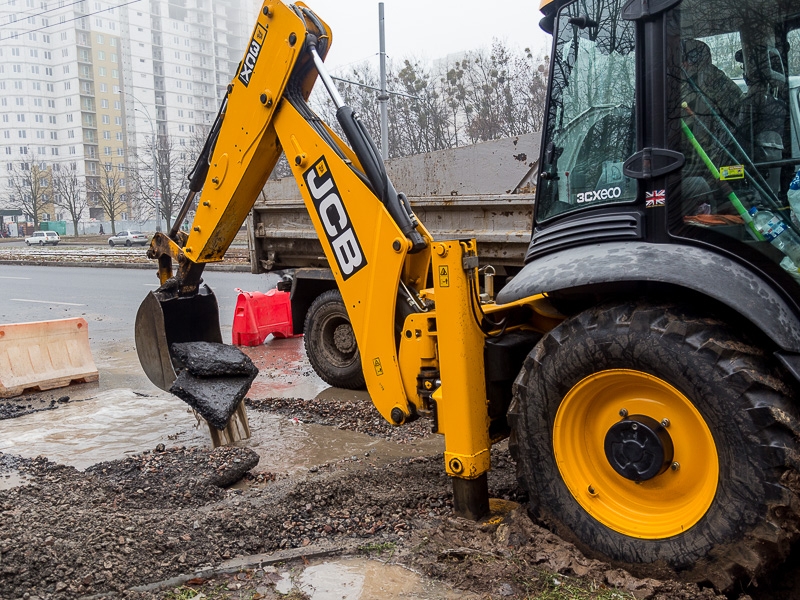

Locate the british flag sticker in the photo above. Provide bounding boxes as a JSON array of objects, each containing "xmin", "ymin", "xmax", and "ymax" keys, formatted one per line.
[{"xmin": 645, "ymin": 189, "xmax": 666, "ymax": 208}]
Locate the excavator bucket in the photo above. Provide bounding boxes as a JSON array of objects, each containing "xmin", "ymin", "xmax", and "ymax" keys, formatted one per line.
[{"xmin": 135, "ymin": 284, "xmax": 222, "ymax": 391}]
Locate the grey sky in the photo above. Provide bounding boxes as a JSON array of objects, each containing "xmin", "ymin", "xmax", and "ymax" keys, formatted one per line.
[{"xmin": 289, "ymin": 0, "xmax": 552, "ymax": 74}]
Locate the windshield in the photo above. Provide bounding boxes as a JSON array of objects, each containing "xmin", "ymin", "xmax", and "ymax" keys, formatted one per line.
[
  {"xmin": 668, "ymin": 0, "xmax": 800, "ymax": 286},
  {"xmin": 536, "ymin": 0, "xmax": 637, "ymax": 222}
]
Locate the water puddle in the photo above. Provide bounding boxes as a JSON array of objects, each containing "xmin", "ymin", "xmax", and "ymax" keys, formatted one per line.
[
  {"xmin": 0, "ymin": 336, "xmax": 438, "ymax": 485},
  {"xmin": 242, "ymin": 411, "xmax": 441, "ymax": 476},
  {"xmin": 243, "ymin": 339, "xmax": 329, "ymax": 399},
  {"xmin": 0, "ymin": 389, "xmax": 440, "ymax": 477},
  {"xmin": 274, "ymin": 557, "xmax": 478, "ymax": 599},
  {"xmin": 0, "ymin": 389, "xmax": 207, "ymax": 470},
  {"xmin": 0, "ymin": 471, "xmax": 30, "ymax": 491}
]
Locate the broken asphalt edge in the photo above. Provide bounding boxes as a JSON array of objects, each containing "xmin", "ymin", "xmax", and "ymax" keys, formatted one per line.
[
  {"xmin": 75, "ymin": 543, "xmax": 348, "ymax": 599},
  {"xmin": 0, "ymin": 260, "xmax": 251, "ymax": 273}
]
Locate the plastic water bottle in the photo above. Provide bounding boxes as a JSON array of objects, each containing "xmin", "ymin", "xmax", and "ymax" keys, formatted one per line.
[
  {"xmin": 790, "ymin": 170, "xmax": 800, "ymax": 228},
  {"xmin": 780, "ymin": 257, "xmax": 800, "ymax": 283},
  {"xmin": 748, "ymin": 206, "xmax": 800, "ymax": 265}
]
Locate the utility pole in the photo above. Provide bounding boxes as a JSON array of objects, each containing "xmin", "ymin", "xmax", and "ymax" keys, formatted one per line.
[{"xmin": 378, "ymin": 2, "xmax": 389, "ymax": 159}]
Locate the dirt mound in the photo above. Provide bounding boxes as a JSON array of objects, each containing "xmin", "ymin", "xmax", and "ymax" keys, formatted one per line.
[{"xmin": 0, "ymin": 443, "xmax": 735, "ymax": 600}]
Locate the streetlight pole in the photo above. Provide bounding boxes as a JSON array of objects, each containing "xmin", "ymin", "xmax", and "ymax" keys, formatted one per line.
[
  {"xmin": 125, "ymin": 91, "xmax": 161, "ymax": 231},
  {"xmin": 378, "ymin": 3, "xmax": 389, "ymax": 159}
]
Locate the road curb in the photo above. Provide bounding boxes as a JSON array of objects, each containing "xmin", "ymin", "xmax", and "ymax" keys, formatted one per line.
[{"xmin": 0, "ymin": 260, "xmax": 252, "ymax": 273}]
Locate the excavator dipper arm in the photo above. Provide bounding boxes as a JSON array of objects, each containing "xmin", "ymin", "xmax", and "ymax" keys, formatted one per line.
[{"xmin": 137, "ymin": 1, "xmax": 431, "ymax": 425}]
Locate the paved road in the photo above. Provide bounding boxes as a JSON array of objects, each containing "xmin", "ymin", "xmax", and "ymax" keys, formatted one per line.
[{"xmin": 0, "ymin": 264, "xmax": 278, "ymax": 340}]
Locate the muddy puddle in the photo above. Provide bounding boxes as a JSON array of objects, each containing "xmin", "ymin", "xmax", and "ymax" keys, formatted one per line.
[
  {"xmin": 243, "ymin": 337, "xmax": 328, "ymax": 399},
  {"xmin": 0, "ymin": 387, "xmax": 439, "ymax": 477},
  {"xmin": 0, "ymin": 335, "xmax": 440, "ymax": 486},
  {"xmin": 273, "ymin": 557, "xmax": 478, "ymax": 600},
  {"xmin": 0, "ymin": 389, "xmax": 207, "ymax": 470}
]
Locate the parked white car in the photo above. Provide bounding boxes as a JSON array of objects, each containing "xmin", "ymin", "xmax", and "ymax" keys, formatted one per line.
[
  {"xmin": 25, "ymin": 231, "xmax": 60, "ymax": 246},
  {"xmin": 108, "ymin": 230, "xmax": 149, "ymax": 247}
]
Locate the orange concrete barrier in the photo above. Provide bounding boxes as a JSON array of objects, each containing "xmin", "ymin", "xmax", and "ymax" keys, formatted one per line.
[{"xmin": 0, "ymin": 318, "xmax": 99, "ymax": 398}]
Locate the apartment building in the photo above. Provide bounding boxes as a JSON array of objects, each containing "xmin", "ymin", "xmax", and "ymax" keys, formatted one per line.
[{"xmin": 0, "ymin": 0, "xmax": 258, "ymax": 229}]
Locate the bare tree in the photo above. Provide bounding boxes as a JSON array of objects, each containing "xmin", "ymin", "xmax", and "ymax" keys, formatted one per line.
[
  {"xmin": 51, "ymin": 163, "xmax": 88, "ymax": 236},
  {"xmin": 93, "ymin": 162, "xmax": 127, "ymax": 235},
  {"xmin": 390, "ymin": 59, "xmax": 455, "ymax": 155},
  {"xmin": 131, "ymin": 134, "xmax": 194, "ymax": 230},
  {"xmin": 5, "ymin": 156, "xmax": 51, "ymax": 230},
  {"xmin": 310, "ymin": 41, "xmax": 549, "ymax": 159}
]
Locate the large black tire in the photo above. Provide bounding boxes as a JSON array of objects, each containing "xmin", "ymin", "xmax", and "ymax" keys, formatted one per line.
[
  {"xmin": 508, "ymin": 301, "xmax": 800, "ymax": 590},
  {"xmin": 108, "ymin": 240, "xmax": 114, "ymax": 247},
  {"xmin": 303, "ymin": 289, "xmax": 366, "ymax": 390},
  {"xmin": 125, "ymin": 239, "xmax": 132, "ymax": 247}
]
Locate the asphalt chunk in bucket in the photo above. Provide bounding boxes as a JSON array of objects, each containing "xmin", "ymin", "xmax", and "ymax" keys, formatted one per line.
[
  {"xmin": 171, "ymin": 341, "xmax": 257, "ymax": 378},
  {"xmin": 169, "ymin": 341, "xmax": 258, "ymax": 431}
]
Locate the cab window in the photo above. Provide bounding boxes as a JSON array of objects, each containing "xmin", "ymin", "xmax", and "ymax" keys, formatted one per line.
[
  {"xmin": 668, "ymin": 0, "xmax": 800, "ymax": 285},
  {"xmin": 536, "ymin": 0, "xmax": 637, "ymax": 222}
]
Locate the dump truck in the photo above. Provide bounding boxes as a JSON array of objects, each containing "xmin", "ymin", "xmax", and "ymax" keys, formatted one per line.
[
  {"xmin": 247, "ymin": 136, "xmax": 537, "ymax": 387},
  {"xmin": 135, "ymin": 0, "xmax": 800, "ymax": 590}
]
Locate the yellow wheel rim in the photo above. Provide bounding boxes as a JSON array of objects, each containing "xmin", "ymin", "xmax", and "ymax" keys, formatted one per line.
[{"xmin": 553, "ymin": 369, "xmax": 718, "ymax": 539}]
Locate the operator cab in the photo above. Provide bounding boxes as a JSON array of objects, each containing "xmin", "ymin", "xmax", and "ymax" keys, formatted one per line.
[{"xmin": 532, "ymin": 0, "xmax": 800, "ymax": 301}]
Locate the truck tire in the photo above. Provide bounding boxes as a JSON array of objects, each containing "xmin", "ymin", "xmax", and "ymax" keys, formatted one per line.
[
  {"xmin": 508, "ymin": 301, "xmax": 800, "ymax": 591},
  {"xmin": 304, "ymin": 289, "xmax": 365, "ymax": 390}
]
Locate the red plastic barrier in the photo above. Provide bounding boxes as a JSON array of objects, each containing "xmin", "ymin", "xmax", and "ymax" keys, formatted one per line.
[{"xmin": 232, "ymin": 288, "xmax": 297, "ymax": 346}]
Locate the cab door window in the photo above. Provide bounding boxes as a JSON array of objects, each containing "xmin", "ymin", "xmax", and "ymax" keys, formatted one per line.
[{"xmin": 537, "ymin": 0, "xmax": 637, "ymax": 223}]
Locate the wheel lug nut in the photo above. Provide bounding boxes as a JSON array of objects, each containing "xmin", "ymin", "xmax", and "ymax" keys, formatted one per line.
[
  {"xmin": 661, "ymin": 418, "xmax": 670, "ymax": 428},
  {"xmin": 671, "ymin": 462, "xmax": 680, "ymax": 471},
  {"xmin": 631, "ymin": 423, "xmax": 638, "ymax": 430},
  {"xmin": 619, "ymin": 408, "xmax": 628, "ymax": 418}
]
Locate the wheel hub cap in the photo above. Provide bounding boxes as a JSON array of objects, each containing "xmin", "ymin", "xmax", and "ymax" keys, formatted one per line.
[
  {"xmin": 552, "ymin": 369, "xmax": 719, "ymax": 539},
  {"xmin": 604, "ymin": 415, "xmax": 674, "ymax": 482},
  {"xmin": 333, "ymin": 323, "xmax": 356, "ymax": 353}
]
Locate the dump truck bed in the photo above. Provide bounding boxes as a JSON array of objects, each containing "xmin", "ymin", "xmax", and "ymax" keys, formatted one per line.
[{"xmin": 248, "ymin": 133, "xmax": 539, "ymax": 272}]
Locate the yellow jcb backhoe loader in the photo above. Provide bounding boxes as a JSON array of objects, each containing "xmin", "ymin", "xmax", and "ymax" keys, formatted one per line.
[{"xmin": 136, "ymin": 0, "xmax": 800, "ymax": 590}]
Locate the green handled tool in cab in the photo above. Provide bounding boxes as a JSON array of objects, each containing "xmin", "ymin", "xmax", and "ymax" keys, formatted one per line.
[{"xmin": 136, "ymin": 0, "xmax": 800, "ymax": 590}]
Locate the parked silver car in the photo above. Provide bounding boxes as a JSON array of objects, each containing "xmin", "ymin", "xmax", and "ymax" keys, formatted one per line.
[{"xmin": 108, "ymin": 230, "xmax": 149, "ymax": 247}]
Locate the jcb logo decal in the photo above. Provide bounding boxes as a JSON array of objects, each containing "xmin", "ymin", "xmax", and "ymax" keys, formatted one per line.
[
  {"xmin": 238, "ymin": 24, "xmax": 267, "ymax": 87},
  {"xmin": 305, "ymin": 157, "xmax": 367, "ymax": 280}
]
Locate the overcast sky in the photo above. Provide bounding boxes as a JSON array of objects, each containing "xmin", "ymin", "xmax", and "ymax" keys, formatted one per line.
[{"xmin": 292, "ymin": 0, "xmax": 552, "ymax": 75}]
